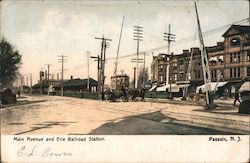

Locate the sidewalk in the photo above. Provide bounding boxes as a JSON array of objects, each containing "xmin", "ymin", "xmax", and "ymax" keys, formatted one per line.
[{"xmin": 145, "ymin": 97, "xmax": 250, "ymax": 134}]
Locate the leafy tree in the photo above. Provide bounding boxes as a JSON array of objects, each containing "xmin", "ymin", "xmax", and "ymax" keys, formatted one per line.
[
  {"xmin": 0, "ymin": 38, "xmax": 22, "ymax": 89},
  {"xmin": 137, "ymin": 67, "xmax": 149, "ymax": 88}
]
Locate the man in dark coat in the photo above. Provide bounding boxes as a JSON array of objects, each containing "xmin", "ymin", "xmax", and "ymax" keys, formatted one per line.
[{"xmin": 233, "ymin": 90, "xmax": 241, "ymax": 106}]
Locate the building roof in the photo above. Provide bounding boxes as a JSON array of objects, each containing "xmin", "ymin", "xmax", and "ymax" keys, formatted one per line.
[
  {"xmin": 33, "ymin": 78, "xmax": 97, "ymax": 89},
  {"xmin": 222, "ymin": 25, "xmax": 250, "ymax": 37},
  {"xmin": 60, "ymin": 78, "xmax": 97, "ymax": 87}
]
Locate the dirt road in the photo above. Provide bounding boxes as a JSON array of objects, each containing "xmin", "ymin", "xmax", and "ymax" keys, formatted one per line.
[{"xmin": 0, "ymin": 95, "xmax": 242, "ymax": 135}]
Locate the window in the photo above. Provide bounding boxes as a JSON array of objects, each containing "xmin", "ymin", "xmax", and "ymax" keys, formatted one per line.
[
  {"xmin": 234, "ymin": 53, "xmax": 237, "ymax": 62},
  {"xmin": 247, "ymin": 51, "xmax": 250, "ymax": 61},
  {"xmin": 238, "ymin": 68, "xmax": 240, "ymax": 77},
  {"xmin": 195, "ymin": 70, "xmax": 201, "ymax": 79},
  {"xmin": 159, "ymin": 76, "xmax": 164, "ymax": 82},
  {"xmin": 211, "ymin": 70, "xmax": 217, "ymax": 79},
  {"xmin": 159, "ymin": 65, "xmax": 164, "ymax": 72},
  {"xmin": 234, "ymin": 68, "xmax": 237, "ymax": 77},
  {"xmin": 230, "ymin": 38, "xmax": 240, "ymax": 46},
  {"xmin": 230, "ymin": 68, "xmax": 233, "ymax": 78},
  {"xmin": 179, "ymin": 73, "xmax": 184, "ymax": 79},
  {"xmin": 247, "ymin": 67, "xmax": 250, "ymax": 76},
  {"xmin": 231, "ymin": 53, "xmax": 240, "ymax": 63},
  {"xmin": 174, "ymin": 74, "xmax": 177, "ymax": 81},
  {"xmin": 188, "ymin": 72, "xmax": 191, "ymax": 80}
]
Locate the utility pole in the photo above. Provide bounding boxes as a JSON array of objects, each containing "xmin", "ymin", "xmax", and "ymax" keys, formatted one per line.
[
  {"xmin": 30, "ymin": 73, "xmax": 32, "ymax": 94},
  {"xmin": 44, "ymin": 64, "xmax": 52, "ymax": 86},
  {"xmin": 114, "ymin": 16, "xmax": 125, "ymax": 90},
  {"xmin": 133, "ymin": 25, "xmax": 143, "ymax": 89},
  {"xmin": 57, "ymin": 54, "xmax": 68, "ymax": 96},
  {"xmin": 143, "ymin": 52, "xmax": 146, "ymax": 86},
  {"xmin": 86, "ymin": 51, "xmax": 91, "ymax": 91},
  {"xmin": 130, "ymin": 58, "xmax": 143, "ymax": 88},
  {"xmin": 164, "ymin": 24, "xmax": 175, "ymax": 99},
  {"xmin": 91, "ymin": 55, "xmax": 101, "ymax": 99},
  {"xmin": 195, "ymin": 2, "xmax": 213, "ymax": 109},
  {"xmin": 249, "ymin": 0, "xmax": 250, "ymax": 26},
  {"xmin": 95, "ymin": 36, "xmax": 112, "ymax": 94},
  {"xmin": 26, "ymin": 75, "xmax": 28, "ymax": 87},
  {"xmin": 133, "ymin": 67, "xmax": 136, "ymax": 89}
]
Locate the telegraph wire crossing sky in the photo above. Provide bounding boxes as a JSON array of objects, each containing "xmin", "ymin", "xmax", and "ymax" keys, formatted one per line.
[{"xmin": 1, "ymin": 0, "xmax": 249, "ymax": 85}]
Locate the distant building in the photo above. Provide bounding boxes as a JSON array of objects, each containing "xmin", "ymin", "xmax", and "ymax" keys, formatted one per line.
[
  {"xmin": 151, "ymin": 53, "xmax": 171, "ymax": 85},
  {"xmin": 54, "ymin": 78, "xmax": 97, "ymax": 92},
  {"xmin": 151, "ymin": 25, "xmax": 250, "ymax": 93},
  {"xmin": 110, "ymin": 75, "xmax": 129, "ymax": 90}
]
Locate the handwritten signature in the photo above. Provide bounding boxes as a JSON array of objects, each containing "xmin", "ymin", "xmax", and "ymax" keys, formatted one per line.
[{"xmin": 17, "ymin": 145, "xmax": 73, "ymax": 158}]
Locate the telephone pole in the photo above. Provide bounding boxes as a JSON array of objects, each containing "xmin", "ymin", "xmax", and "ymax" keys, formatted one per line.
[
  {"xmin": 143, "ymin": 52, "xmax": 146, "ymax": 86},
  {"xmin": 57, "ymin": 54, "xmax": 68, "ymax": 96},
  {"xmin": 114, "ymin": 16, "xmax": 125, "ymax": 90},
  {"xmin": 26, "ymin": 75, "xmax": 28, "ymax": 87},
  {"xmin": 91, "ymin": 55, "xmax": 101, "ymax": 99},
  {"xmin": 44, "ymin": 64, "xmax": 53, "ymax": 85},
  {"xmin": 133, "ymin": 25, "xmax": 143, "ymax": 89},
  {"xmin": 30, "ymin": 73, "xmax": 32, "ymax": 94},
  {"xmin": 95, "ymin": 35, "xmax": 112, "ymax": 94},
  {"xmin": 86, "ymin": 51, "xmax": 91, "ymax": 91},
  {"xmin": 164, "ymin": 24, "xmax": 175, "ymax": 99},
  {"xmin": 133, "ymin": 67, "xmax": 136, "ymax": 89}
]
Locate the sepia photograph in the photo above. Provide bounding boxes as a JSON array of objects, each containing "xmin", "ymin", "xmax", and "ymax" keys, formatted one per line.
[{"xmin": 0, "ymin": 0, "xmax": 250, "ymax": 162}]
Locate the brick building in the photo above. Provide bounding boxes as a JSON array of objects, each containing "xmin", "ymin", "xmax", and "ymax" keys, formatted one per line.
[
  {"xmin": 151, "ymin": 25, "xmax": 250, "ymax": 94},
  {"xmin": 110, "ymin": 75, "xmax": 129, "ymax": 90}
]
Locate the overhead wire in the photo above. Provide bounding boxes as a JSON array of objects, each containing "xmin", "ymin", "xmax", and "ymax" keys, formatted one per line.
[{"xmin": 106, "ymin": 18, "xmax": 249, "ymax": 61}]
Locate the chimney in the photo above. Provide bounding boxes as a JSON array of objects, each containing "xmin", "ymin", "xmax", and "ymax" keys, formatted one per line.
[{"xmin": 183, "ymin": 50, "xmax": 189, "ymax": 53}]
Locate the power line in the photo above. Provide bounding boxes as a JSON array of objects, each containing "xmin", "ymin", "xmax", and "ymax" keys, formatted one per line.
[{"xmin": 105, "ymin": 18, "xmax": 248, "ymax": 61}]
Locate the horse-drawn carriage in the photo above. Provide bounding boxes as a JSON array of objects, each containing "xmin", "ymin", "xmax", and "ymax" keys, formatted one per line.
[{"xmin": 104, "ymin": 86, "xmax": 146, "ymax": 102}]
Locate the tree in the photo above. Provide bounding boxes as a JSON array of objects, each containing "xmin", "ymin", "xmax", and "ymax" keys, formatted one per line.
[
  {"xmin": 0, "ymin": 38, "xmax": 22, "ymax": 89},
  {"xmin": 137, "ymin": 67, "xmax": 149, "ymax": 88}
]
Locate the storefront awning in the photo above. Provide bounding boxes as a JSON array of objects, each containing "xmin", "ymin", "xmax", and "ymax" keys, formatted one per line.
[
  {"xmin": 149, "ymin": 85, "xmax": 157, "ymax": 92},
  {"xmin": 156, "ymin": 84, "xmax": 176, "ymax": 92},
  {"xmin": 196, "ymin": 82, "xmax": 228, "ymax": 93},
  {"xmin": 156, "ymin": 84, "xmax": 189, "ymax": 92},
  {"xmin": 239, "ymin": 81, "xmax": 250, "ymax": 92}
]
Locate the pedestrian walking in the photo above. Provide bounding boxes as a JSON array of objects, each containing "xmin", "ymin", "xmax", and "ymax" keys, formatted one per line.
[
  {"xmin": 140, "ymin": 87, "xmax": 146, "ymax": 102},
  {"xmin": 233, "ymin": 90, "xmax": 241, "ymax": 106}
]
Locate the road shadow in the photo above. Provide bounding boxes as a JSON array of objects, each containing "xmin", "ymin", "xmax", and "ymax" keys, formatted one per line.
[
  {"xmin": 88, "ymin": 110, "xmax": 235, "ymax": 135},
  {"xmin": 14, "ymin": 121, "xmax": 78, "ymax": 135},
  {"xmin": 1, "ymin": 99, "xmax": 47, "ymax": 109},
  {"xmin": 193, "ymin": 106, "xmax": 249, "ymax": 116},
  {"xmin": 8, "ymin": 122, "xmax": 26, "ymax": 125}
]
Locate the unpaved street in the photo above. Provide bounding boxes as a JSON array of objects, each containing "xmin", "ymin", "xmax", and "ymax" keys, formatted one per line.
[{"xmin": 0, "ymin": 95, "xmax": 244, "ymax": 135}]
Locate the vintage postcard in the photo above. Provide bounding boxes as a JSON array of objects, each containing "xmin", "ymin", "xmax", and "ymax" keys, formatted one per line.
[{"xmin": 0, "ymin": 0, "xmax": 249, "ymax": 162}]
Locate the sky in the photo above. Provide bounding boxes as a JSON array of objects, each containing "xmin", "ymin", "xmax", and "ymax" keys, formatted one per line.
[{"xmin": 1, "ymin": 0, "xmax": 249, "ymax": 86}]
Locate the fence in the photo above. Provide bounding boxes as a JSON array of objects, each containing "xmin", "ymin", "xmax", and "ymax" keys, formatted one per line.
[{"xmin": 55, "ymin": 91, "xmax": 98, "ymax": 100}]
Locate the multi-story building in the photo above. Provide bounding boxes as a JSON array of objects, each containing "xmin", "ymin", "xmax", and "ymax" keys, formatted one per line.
[
  {"xmin": 151, "ymin": 53, "xmax": 171, "ymax": 85},
  {"xmin": 207, "ymin": 25, "xmax": 250, "ymax": 83},
  {"xmin": 151, "ymin": 25, "xmax": 250, "ymax": 93},
  {"xmin": 110, "ymin": 75, "xmax": 129, "ymax": 90}
]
